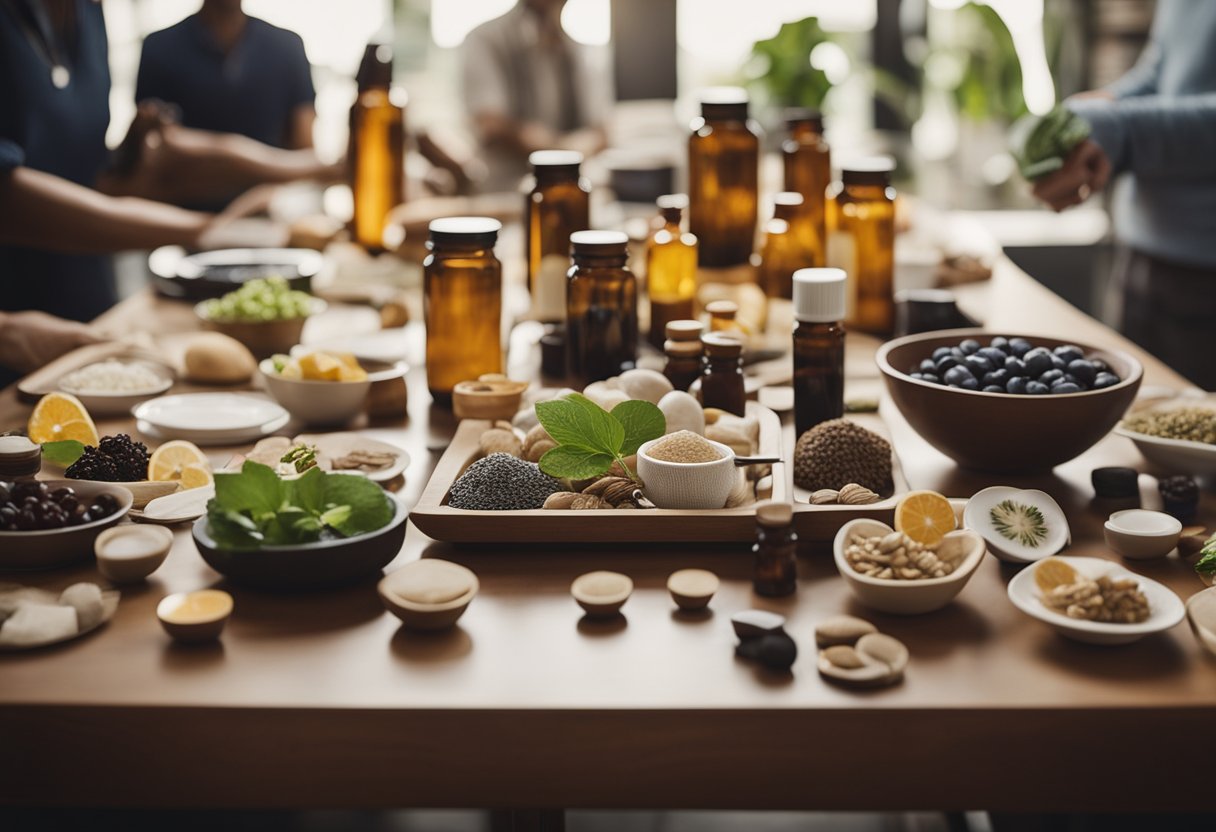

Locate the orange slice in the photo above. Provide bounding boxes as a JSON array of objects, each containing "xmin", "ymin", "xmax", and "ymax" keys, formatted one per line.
[
  {"xmin": 149, "ymin": 440, "xmax": 212, "ymax": 488},
  {"xmin": 894, "ymin": 490, "xmax": 956, "ymax": 546},
  {"xmin": 1034, "ymin": 559, "xmax": 1078, "ymax": 593},
  {"xmin": 27, "ymin": 392, "xmax": 99, "ymax": 446}
]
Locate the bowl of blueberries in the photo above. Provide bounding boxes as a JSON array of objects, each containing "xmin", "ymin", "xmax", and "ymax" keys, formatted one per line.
[
  {"xmin": 0, "ymin": 480, "xmax": 133, "ymax": 570},
  {"xmin": 877, "ymin": 329, "xmax": 1142, "ymax": 472}
]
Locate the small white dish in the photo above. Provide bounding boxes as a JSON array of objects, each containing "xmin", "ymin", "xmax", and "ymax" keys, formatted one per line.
[
  {"xmin": 259, "ymin": 359, "xmax": 371, "ymax": 426},
  {"xmin": 95, "ymin": 525, "xmax": 173, "ymax": 583},
  {"xmin": 964, "ymin": 486, "xmax": 1070, "ymax": 563},
  {"xmin": 133, "ymin": 393, "xmax": 289, "ymax": 445},
  {"xmin": 58, "ymin": 360, "xmax": 174, "ymax": 417},
  {"xmin": 139, "ymin": 485, "xmax": 214, "ymax": 525},
  {"xmin": 1104, "ymin": 509, "xmax": 1182, "ymax": 560},
  {"xmin": 1185, "ymin": 586, "xmax": 1216, "ymax": 657},
  {"xmin": 1006, "ymin": 556, "xmax": 1185, "ymax": 645},
  {"xmin": 1115, "ymin": 415, "xmax": 1216, "ymax": 476},
  {"xmin": 833, "ymin": 518, "xmax": 986, "ymax": 615},
  {"xmin": 636, "ymin": 437, "xmax": 737, "ymax": 510},
  {"xmin": 294, "ymin": 433, "xmax": 409, "ymax": 483},
  {"xmin": 0, "ymin": 583, "xmax": 120, "ymax": 651}
]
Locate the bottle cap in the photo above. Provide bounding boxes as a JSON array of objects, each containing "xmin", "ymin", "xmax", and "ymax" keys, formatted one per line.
[
  {"xmin": 570, "ymin": 230, "xmax": 629, "ymax": 256},
  {"xmin": 772, "ymin": 192, "xmax": 804, "ymax": 220},
  {"xmin": 356, "ymin": 43, "xmax": 393, "ymax": 91},
  {"xmin": 705, "ymin": 300, "xmax": 738, "ymax": 321},
  {"xmin": 656, "ymin": 194, "xmax": 689, "ymax": 211},
  {"xmin": 428, "ymin": 217, "xmax": 502, "ymax": 246},
  {"xmin": 784, "ymin": 108, "xmax": 824, "ymax": 132},
  {"xmin": 793, "ymin": 268, "xmax": 846, "ymax": 323},
  {"xmin": 756, "ymin": 500, "xmax": 794, "ymax": 527},
  {"xmin": 700, "ymin": 86, "xmax": 749, "ymax": 120},
  {"xmin": 701, "ymin": 332, "xmax": 743, "ymax": 359},
  {"xmin": 665, "ymin": 319, "xmax": 703, "ymax": 341},
  {"xmin": 529, "ymin": 150, "xmax": 584, "ymax": 169},
  {"xmin": 841, "ymin": 156, "xmax": 895, "ymax": 186}
]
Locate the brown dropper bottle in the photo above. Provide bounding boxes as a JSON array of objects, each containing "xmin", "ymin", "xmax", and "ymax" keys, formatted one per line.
[
  {"xmin": 782, "ymin": 108, "xmax": 830, "ymax": 267},
  {"xmin": 699, "ymin": 332, "xmax": 746, "ymax": 416},
  {"xmin": 792, "ymin": 267, "xmax": 846, "ymax": 436},
  {"xmin": 827, "ymin": 157, "xmax": 896, "ymax": 336},
  {"xmin": 524, "ymin": 150, "xmax": 591, "ymax": 323},
  {"xmin": 566, "ymin": 230, "xmax": 638, "ymax": 385},
  {"xmin": 645, "ymin": 194, "xmax": 698, "ymax": 349},
  {"xmin": 757, "ymin": 192, "xmax": 818, "ymax": 301},
  {"xmin": 688, "ymin": 87, "xmax": 761, "ymax": 267},
  {"xmin": 753, "ymin": 501, "xmax": 797, "ymax": 597},
  {"xmin": 349, "ymin": 43, "xmax": 406, "ymax": 252}
]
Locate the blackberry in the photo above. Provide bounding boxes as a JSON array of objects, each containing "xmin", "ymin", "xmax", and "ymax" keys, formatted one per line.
[{"xmin": 65, "ymin": 434, "xmax": 149, "ymax": 481}]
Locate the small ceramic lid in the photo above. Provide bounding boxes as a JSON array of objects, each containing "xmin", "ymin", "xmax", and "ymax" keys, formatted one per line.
[
  {"xmin": 665, "ymin": 319, "xmax": 703, "ymax": 342},
  {"xmin": 667, "ymin": 568, "xmax": 719, "ymax": 602},
  {"xmin": 701, "ymin": 332, "xmax": 743, "ymax": 359}
]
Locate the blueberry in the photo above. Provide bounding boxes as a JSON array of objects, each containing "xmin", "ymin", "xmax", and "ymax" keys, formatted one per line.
[
  {"xmin": 982, "ymin": 385, "xmax": 1004, "ymax": 393},
  {"xmin": 932, "ymin": 347, "xmax": 953, "ymax": 361},
  {"xmin": 977, "ymin": 347, "xmax": 1007, "ymax": 366},
  {"xmin": 1005, "ymin": 376, "xmax": 1028, "ymax": 394},
  {"xmin": 921, "ymin": 373, "xmax": 940, "ymax": 384},
  {"xmin": 936, "ymin": 355, "xmax": 961, "ymax": 372},
  {"xmin": 1009, "ymin": 338, "xmax": 1033, "ymax": 357},
  {"xmin": 1023, "ymin": 347, "xmax": 1053, "ymax": 377},
  {"xmin": 1026, "ymin": 381, "xmax": 1050, "ymax": 395},
  {"xmin": 1039, "ymin": 369, "xmax": 1064, "ymax": 386},
  {"xmin": 964, "ymin": 355, "xmax": 993, "ymax": 375},
  {"xmin": 944, "ymin": 365, "xmax": 975, "ymax": 386},
  {"xmin": 1050, "ymin": 354, "xmax": 1068, "ymax": 371},
  {"xmin": 1051, "ymin": 382, "xmax": 1082, "ymax": 394},
  {"xmin": 959, "ymin": 377, "xmax": 980, "ymax": 391},
  {"xmin": 982, "ymin": 368, "xmax": 1009, "ymax": 387},
  {"xmin": 1004, "ymin": 356, "xmax": 1027, "ymax": 376},
  {"xmin": 1093, "ymin": 372, "xmax": 1120, "ymax": 389},
  {"xmin": 959, "ymin": 339, "xmax": 981, "ymax": 355},
  {"xmin": 1091, "ymin": 359, "xmax": 1109, "ymax": 374},
  {"xmin": 1067, "ymin": 359, "xmax": 1097, "ymax": 386},
  {"xmin": 919, "ymin": 359, "xmax": 936, "ymax": 373},
  {"xmin": 1054, "ymin": 345, "xmax": 1085, "ymax": 364},
  {"xmin": 951, "ymin": 347, "xmax": 965, "ymax": 359},
  {"xmin": 990, "ymin": 336, "xmax": 1010, "ymax": 351}
]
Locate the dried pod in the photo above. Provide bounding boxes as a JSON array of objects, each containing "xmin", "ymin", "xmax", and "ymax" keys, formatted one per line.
[
  {"xmin": 838, "ymin": 483, "xmax": 880, "ymax": 505},
  {"xmin": 480, "ymin": 427, "xmax": 522, "ymax": 458},
  {"xmin": 582, "ymin": 476, "xmax": 641, "ymax": 507},
  {"xmin": 521, "ymin": 424, "xmax": 554, "ymax": 463},
  {"xmin": 570, "ymin": 494, "xmax": 612, "ymax": 510},
  {"xmin": 822, "ymin": 645, "xmax": 867, "ymax": 669},
  {"xmin": 810, "ymin": 488, "xmax": 840, "ymax": 505}
]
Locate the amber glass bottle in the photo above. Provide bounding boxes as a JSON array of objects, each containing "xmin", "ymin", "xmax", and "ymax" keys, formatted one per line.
[
  {"xmin": 662, "ymin": 319, "xmax": 703, "ymax": 392},
  {"xmin": 423, "ymin": 217, "xmax": 503, "ymax": 402},
  {"xmin": 827, "ymin": 157, "xmax": 896, "ymax": 336},
  {"xmin": 757, "ymin": 192, "xmax": 818, "ymax": 301},
  {"xmin": 349, "ymin": 44, "xmax": 406, "ymax": 252},
  {"xmin": 792, "ymin": 268, "xmax": 846, "ymax": 436},
  {"xmin": 645, "ymin": 194, "xmax": 698, "ymax": 349},
  {"xmin": 566, "ymin": 231, "xmax": 638, "ymax": 385},
  {"xmin": 699, "ymin": 333, "xmax": 746, "ymax": 416},
  {"xmin": 782, "ymin": 109, "xmax": 830, "ymax": 267},
  {"xmin": 688, "ymin": 87, "xmax": 761, "ymax": 267},
  {"xmin": 523, "ymin": 150, "xmax": 590, "ymax": 323},
  {"xmin": 753, "ymin": 501, "xmax": 797, "ymax": 597}
]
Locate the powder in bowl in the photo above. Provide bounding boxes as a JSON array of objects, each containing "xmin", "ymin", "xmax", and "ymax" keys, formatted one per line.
[{"xmin": 648, "ymin": 430, "xmax": 723, "ymax": 464}]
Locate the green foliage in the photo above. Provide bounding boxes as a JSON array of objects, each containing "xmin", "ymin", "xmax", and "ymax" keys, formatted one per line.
[
  {"xmin": 1009, "ymin": 104, "xmax": 1091, "ymax": 180},
  {"xmin": 40, "ymin": 439, "xmax": 85, "ymax": 466},
  {"xmin": 949, "ymin": 3, "xmax": 1028, "ymax": 124},
  {"xmin": 747, "ymin": 17, "xmax": 834, "ymax": 110},
  {"xmin": 535, "ymin": 394, "xmax": 665, "ymax": 482},
  {"xmin": 1196, "ymin": 538, "xmax": 1216, "ymax": 577}
]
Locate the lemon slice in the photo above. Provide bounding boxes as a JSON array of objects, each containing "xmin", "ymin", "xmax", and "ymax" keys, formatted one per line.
[
  {"xmin": 894, "ymin": 490, "xmax": 956, "ymax": 547},
  {"xmin": 149, "ymin": 440, "xmax": 212, "ymax": 488},
  {"xmin": 1034, "ymin": 559, "xmax": 1078, "ymax": 593}
]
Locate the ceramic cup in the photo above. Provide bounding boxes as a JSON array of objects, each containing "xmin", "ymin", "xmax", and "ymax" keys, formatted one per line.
[{"xmin": 636, "ymin": 437, "xmax": 737, "ymax": 510}]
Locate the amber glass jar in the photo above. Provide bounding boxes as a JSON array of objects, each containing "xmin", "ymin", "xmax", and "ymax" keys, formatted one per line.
[
  {"xmin": 524, "ymin": 150, "xmax": 591, "ymax": 323},
  {"xmin": 699, "ymin": 332, "xmax": 746, "ymax": 416},
  {"xmin": 645, "ymin": 194, "xmax": 698, "ymax": 349},
  {"xmin": 827, "ymin": 157, "xmax": 896, "ymax": 336},
  {"xmin": 792, "ymin": 268, "xmax": 846, "ymax": 436},
  {"xmin": 566, "ymin": 230, "xmax": 638, "ymax": 385},
  {"xmin": 688, "ymin": 87, "xmax": 761, "ymax": 267},
  {"xmin": 423, "ymin": 217, "xmax": 503, "ymax": 402},
  {"xmin": 757, "ymin": 192, "xmax": 818, "ymax": 301},
  {"xmin": 662, "ymin": 319, "xmax": 703, "ymax": 392},
  {"xmin": 782, "ymin": 109, "xmax": 830, "ymax": 267},
  {"xmin": 349, "ymin": 44, "xmax": 406, "ymax": 252},
  {"xmin": 753, "ymin": 501, "xmax": 797, "ymax": 597}
]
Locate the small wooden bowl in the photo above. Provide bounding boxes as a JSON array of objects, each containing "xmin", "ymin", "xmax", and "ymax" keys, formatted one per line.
[
  {"xmin": 571, "ymin": 571, "xmax": 633, "ymax": 617},
  {"xmin": 452, "ymin": 375, "xmax": 529, "ymax": 421},
  {"xmin": 378, "ymin": 559, "xmax": 479, "ymax": 631},
  {"xmin": 666, "ymin": 568, "xmax": 719, "ymax": 611},
  {"xmin": 95, "ymin": 525, "xmax": 173, "ymax": 583},
  {"xmin": 157, "ymin": 589, "xmax": 232, "ymax": 643}
]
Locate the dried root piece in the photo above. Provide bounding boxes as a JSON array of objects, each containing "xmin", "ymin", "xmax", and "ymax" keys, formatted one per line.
[
  {"xmin": 522, "ymin": 423, "xmax": 557, "ymax": 463},
  {"xmin": 480, "ymin": 426, "xmax": 522, "ymax": 458},
  {"xmin": 543, "ymin": 492, "xmax": 613, "ymax": 510},
  {"xmin": 582, "ymin": 476, "xmax": 642, "ymax": 507},
  {"xmin": 838, "ymin": 483, "xmax": 880, "ymax": 505},
  {"xmin": 809, "ymin": 489, "xmax": 840, "ymax": 505}
]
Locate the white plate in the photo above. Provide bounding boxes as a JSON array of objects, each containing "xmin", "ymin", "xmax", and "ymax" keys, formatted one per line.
[
  {"xmin": 964, "ymin": 486, "xmax": 1070, "ymax": 564},
  {"xmin": 0, "ymin": 586, "xmax": 120, "ymax": 652},
  {"xmin": 138, "ymin": 484, "xmax": 214, "ymax": 525},
  {"xmin": 1114, "ymin": 423, "xmax": 1216, "ymax": 476},
  {"xmin": 58, "ymin": 360, "xmax": 174, "ymax": 417},
  {"xmin": 293, "ymin": 433, "xmax": 409, "ymax": 483},
  {"xmin": 1007, "ymin": 556, "xmax": 1185, "ymax": 645},
  {"xmin": 133, "ymin": 394, "xmax": 289, "ymax": 445}
]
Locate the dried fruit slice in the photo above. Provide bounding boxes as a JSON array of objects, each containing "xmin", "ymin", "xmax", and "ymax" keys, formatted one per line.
[
  {"xmin": 894, "ymin": 490, "xmax": 956, "ymax": 546},
  {"xmin": 149, "ymin": 440, "xmax": 211, "ymax": 487},
  {"xmin": 27, "ymin": 392, "xmax": 99, "ymax": 446},
  {"xmin": 1034, "ymin": 558, "xmax": 1078, "ymax": 593}
]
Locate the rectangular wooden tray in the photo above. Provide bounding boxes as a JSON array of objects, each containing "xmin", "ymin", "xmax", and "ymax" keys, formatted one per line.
[{"xmin": 411, "ymin": 402, "xmax": 785, "ymax": 544}]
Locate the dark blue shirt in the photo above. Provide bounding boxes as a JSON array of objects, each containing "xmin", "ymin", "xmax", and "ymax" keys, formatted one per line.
[
  {"xmin": 0, "ymin": 0, "xmax": 117, "ymax": 322},
  {"xmin": 136, "ymin": 14, "xmax": 315, "ymax": 149}
]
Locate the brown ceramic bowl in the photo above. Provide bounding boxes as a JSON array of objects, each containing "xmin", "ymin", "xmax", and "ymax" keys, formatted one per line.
[
  {"xmin": 0, "ymin": 481, "xmax": 133, "ymax": 570},
  {"xmin": 876, "ymin": 329, "xmax": 1142, "ymax": 473}
]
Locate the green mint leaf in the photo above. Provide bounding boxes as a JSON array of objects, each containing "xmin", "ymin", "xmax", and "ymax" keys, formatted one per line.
[
  {"xmin": 563, "ymin": 393, "xmax": 625, "ymax": 454},
  {"xmin": 1197, "ymin": 545, "xmax": 1216, "ymax": 577},
  {"xmin": 204, "ymin": 505, "xmax": 264, "ymax": 549},
  {"xmin": 538, "ymin": 445, "xmax": 615, "ymax": 481},
  {"xmin": 323, "ymin": 473, "xmax": 393, "ymax": 537},
  {"xmin": 536, "ymin": 397, "xmax": 603, "ymax": 452},
  {"xmin": 282, "ymin": 465, "xmax": 325, "ymax": 515},
  {"xmin": 213, "ymin": 460, "xmax": 282, "ymax": 517},
  {"xmin": 40, "ymin": 439, "xmax": 86, "ymax": 466},
  {"xmin": 320, "ymin": 504, "xmax": 352, "ymax": 529},
  {"xmin": 611, "ymin": 399, "xmax": 666, "ymax": 456}
]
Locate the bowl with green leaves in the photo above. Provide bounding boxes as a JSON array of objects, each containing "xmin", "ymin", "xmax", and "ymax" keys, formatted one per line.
[{"xmin": 192, "ymin": 460, "xmax": 405, "ymax": 589}]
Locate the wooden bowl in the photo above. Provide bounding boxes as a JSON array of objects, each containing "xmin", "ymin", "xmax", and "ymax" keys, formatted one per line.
[
  {"xmin": 0, "ymin": 481, "xmax": 133, "ymax": 570},
  {"xmin": 190, "ymin": 497, "xmax": 407, "ymax": 590},
  {"xmin": 876, "ymin": 329, "xmax": 1142, "ymax": 472},
  {"xmin": 195, "ymin": 298, "xmax": 325, "ymax": 360},
  {"xmin": 452, "ymin": 376, "xmax": 529, "ymax": 421},
  {"xmin": 571, "ymin": 571, "xmax": 633, "ymax": 617},
  {"xmin": 378, "ymin": 559, "xmax": 478, "ymax": 631},
  {"xmin": 666, "ymin": 568, "xmax": 719, "ymax": 611},
  {"xmin": 157, "ymin": 589, "xmax": 233, "ymax": 643}
]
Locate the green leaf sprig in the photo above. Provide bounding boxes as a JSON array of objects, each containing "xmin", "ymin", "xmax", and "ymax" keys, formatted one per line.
[
  {"xmin": 1196, "ymin": 536, "xmax": 1216, "ymax": 578},
  {"xmin": 534, "ymin": 393, "xmax": 665, "ymax": 482},
  {"xmin": 41, "ymin": 439, "xmax": 86, "ymax": 466}
]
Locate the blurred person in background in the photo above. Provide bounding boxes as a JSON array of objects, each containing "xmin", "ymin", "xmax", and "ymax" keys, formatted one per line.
[
  {"xmin": 461, "ymin": 0, "xmax": 610, "ymax": 191},
  {"xmin": 1030, "ymin": 0, "xmax": 1216, "ymax": 390}
]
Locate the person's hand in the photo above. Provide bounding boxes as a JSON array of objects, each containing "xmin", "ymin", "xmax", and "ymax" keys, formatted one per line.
[
  {"xmin": 0, "ymin": 311, "xmax": 104, "ymax": 374},
  {"xmin": 1031, "ymin": 139, "xmax": 1112, "ymax": 212}
]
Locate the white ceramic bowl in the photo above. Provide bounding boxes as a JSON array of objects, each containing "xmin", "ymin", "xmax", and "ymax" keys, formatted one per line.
[
  {"xmin": 833, "ymin": 518, "xmax": 986, "ymax": 615},
  {"xmin": 57, "ymin": 359, "xmax": 174, "ymax": 417},
  {"xmin": 1185, "ymin": 586, "xmax": 1216, "ymax": 657},
  {"xmin": 1006, "ymin": 556, "xmax": 1185, "ymax": 645},
  {"xmin": 1114, "ymin": 421, "xmax": 1216, "ymax": 476},
  {"xmin": 259, "ymin": 359, "xmax": 371, "ymax": 426},
  {"xmin": 636, "ymin": 437, "xmax": 737, "ymax": 510},
  {"xmin": 1103, "ymin": 509, "xmax": 1182, "ymax": 560}
]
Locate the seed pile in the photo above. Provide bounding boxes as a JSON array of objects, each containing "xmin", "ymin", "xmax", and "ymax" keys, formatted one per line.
[
  {"xmin": 65, "ymin": 435, "xmax": 150, "ymax": 482},
  {"xmin": 448, "ymin": 452, "xmax": 562, "ymax": 511},
  {"xmin": 1123, "ymin": 408, "xmax": 1216, "ymax": 445},
  {"xmin": 60, "ymin": 360, "xmax": 163, "ymax": 393},
  {"xmin": 844, "ymin": 530, "xmax": 961, "ymax": 580},
  {"xmin": 648, "ymin": 430, "xmax": 722, "ymax": 463},
  {"xmin": 794, "ymin": 419, "xmax": 892, "ymax": 493}
]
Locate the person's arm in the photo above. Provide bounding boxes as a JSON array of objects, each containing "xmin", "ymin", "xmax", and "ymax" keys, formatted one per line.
[
  {"xmin": 289, "ymin": 105, "xmax": 316, "ymax": 151},
  {"xmin": 1104, "ymin": 41, "xmax": 1161, "ymax": 100},
  {"xmin": 1068, "ymin": 94, "xmax": 1216, "ymax": 178},
  {"xmin": 0, "ymin": 311, "xmax": 102, "ymax": 375}
]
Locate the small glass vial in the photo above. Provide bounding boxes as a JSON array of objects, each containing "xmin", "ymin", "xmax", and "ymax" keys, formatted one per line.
[
  {"xmin": 699, "ymin": 332, "xmax": 746, "ymax": 416},
  {"xmin": 688, "ymin": 87, "xmax": 761, "ymax": 267},
  {"xmin": 792, "ymin": 268, "xmax": 846, "ymax": 436},
  {"xmin": 782, "ymin": 109, "xmax": 830, "ymax": 268},
  {"xmin": 524, "ymin": 150, "xmax": 591, "ymax": 323},
  {"xmin": 423, "ymin": 217, "xmax": 503, "ymax": 403},
  {"xmin": 349, "ymin": 43, "xmax": 406, "ymax": 253},
  {"xmin": 662, "ymin": 319, "xmax": 704, "ymax": 392},
  {"xmin": 645, "ymin": 194, "xmax": 698, "ymax": 349},
  {"xmin": 753, "ymin": 501, "xmax": 797, "ymax": 597},
  {"xmin": 827, "ymin": 157, "xmax": 896, "ymax": 336},
  {"xmin": 757, "ymin": 192, "xmax": 818, "ymax": 301},
  {"xmin": 566, "ymin": 230, "xmax": 638, "ymax": 385}
]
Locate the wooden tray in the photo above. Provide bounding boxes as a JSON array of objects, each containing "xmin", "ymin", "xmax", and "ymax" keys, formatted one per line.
[{"xmin": 411, "ymin": 402, "xmax": 784, "ymax": 544}]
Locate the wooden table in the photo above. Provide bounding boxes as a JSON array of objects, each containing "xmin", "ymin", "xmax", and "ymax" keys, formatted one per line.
[{"xmin": 1, "ymin": 258, "xmax": 1213, "ymax": 818}]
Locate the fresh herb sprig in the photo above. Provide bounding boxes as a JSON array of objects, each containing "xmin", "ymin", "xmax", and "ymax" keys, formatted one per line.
[
  {"xmin": 41, "ymin": 439, "xmax": 86, "ymax": 466},
  {"xmin": 1196, "ymin": 537, "xmax": 1216, "ymax": 578},
  {"xmin": 535, "ymin": 393, "xmax": 665, "ymax": 481}
]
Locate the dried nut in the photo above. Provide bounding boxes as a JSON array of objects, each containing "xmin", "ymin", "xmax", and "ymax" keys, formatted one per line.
[
  {"xmin": 856, "ymin": 632, "xmax": 909, "ymax": 674},
  {"xmin": 822, "ymin": 645, "xmax": 867, "ymax": 669},
  {"xmin": 838, "ymin": 483, "xmax": 881, "ymax": 505},
  {"xmin": 814, "ymin": 615, "xmax": 878, "ymax": 648},
  {"xmin": 582, "ymin": 476, "xmax": 641, "ymax": 506},
  {"xmin": 480, "ymin": 427, "xmax": 522, "ymax": 458},
  {"xmin": 879, "ymin": 532, "xmax": 904, "ymax": 553},
  {"xmin": 810, "ymin": 489, "xmax": 840, "ymax": 505},
  {"xmin": 543, "ymin": 491, "xmax": 612, "ymax": 510}
]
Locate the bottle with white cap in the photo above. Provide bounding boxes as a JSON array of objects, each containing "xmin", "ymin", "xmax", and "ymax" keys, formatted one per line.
[{"xmin": 792, "ymin": 268, "xmax": 846, "ymax": 436}]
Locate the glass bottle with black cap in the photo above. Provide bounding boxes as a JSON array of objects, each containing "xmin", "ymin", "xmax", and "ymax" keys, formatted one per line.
[
  {"xmin": 350, "ymin": 43, "xmax": 407, "ymax": 252},
  {"xmin": 566, "ymin": 230, "xmax": 637, "ymax": 385},
  {"xmin": 827, "ymin": 157, "xmax": 896, "ymax": 336},
  {"xmin": 524, "ymin": 150, "xmax": 591, "ymax": 323},
  {"xmin": 688, "ymin": 87, "xmax": 761, "ymax": 268}
]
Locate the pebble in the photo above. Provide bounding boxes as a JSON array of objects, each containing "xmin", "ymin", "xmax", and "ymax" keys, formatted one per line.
[{"xmin": 814, "ymin": 615, "xmax": 878, "ymax": 648}]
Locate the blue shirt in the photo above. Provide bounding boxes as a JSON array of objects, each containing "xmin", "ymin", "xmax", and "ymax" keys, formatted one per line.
[
  {"xmin": 0, "ymin": 0, "xmax": 117, "ymax": 322},
  {"xmin": 136, "ymin": 14, "xmax": 314, "ymax": 149},
  {"xmin": 1068, "ymin": 0, "xmax": 1216, "ymax": 269}
]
